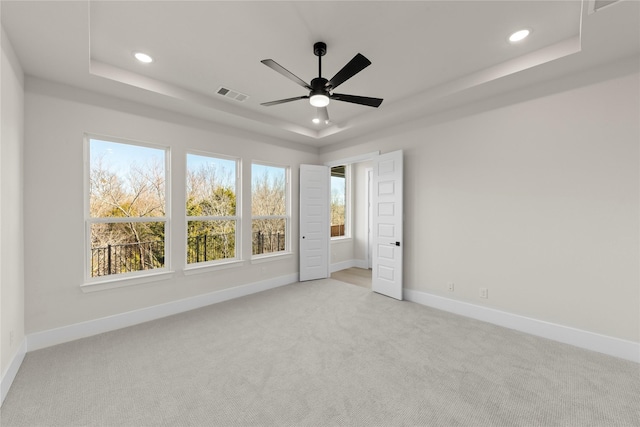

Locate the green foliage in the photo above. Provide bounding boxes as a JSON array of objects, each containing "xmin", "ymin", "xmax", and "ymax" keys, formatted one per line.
[{"xmin": 185, "ymin": 167, "xmax": 238, "ymax": 263}]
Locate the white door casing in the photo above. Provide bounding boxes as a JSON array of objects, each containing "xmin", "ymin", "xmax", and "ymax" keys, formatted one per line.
[
  {"xmin": 372, "ymin": 150, "xmax": 403, "ymax": 300},
  {"xmin": 299, "ymin": 164, "xmax": 330, "ymax": 281},
  {"xmin": 366, "ymin": 168, "xmax": 373, "ymax": 269}
]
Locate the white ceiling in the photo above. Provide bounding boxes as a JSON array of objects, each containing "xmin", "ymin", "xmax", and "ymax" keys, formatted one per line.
[{"xmin": 2, "ymin": 1, "xmax": 639, "ymax": 149}]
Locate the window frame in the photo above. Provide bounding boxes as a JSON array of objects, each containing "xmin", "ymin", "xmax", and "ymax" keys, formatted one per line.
[
  {"xmin": 184, "ymin": 150, "xmax": 241, "ymax": 269},
  {"xmin": 330, "ymin": 164, "xmax": 350, "ymax": 240},
  {"xmin": 250, "ymin": 161, "xmax": 291, "ymax": 260},
  {"xmin": 83, "ymin": 134, "xmax": 172, "ymax": 289}
]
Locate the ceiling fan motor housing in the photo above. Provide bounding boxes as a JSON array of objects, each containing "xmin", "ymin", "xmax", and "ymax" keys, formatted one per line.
[{"xmin": 311, "ymin": 77, "xmax": 329, "ymax": 96}]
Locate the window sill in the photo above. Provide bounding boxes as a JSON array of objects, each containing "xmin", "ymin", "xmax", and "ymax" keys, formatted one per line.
[
  {"xmin": 331, "ymin": 236, "xmax": 352, "ymax": 242},
  {"xmin": 183, "ymin": 260, "xmax": 246, "ymax": 276},
  {"xmin": 251, "ymin": 252, "xmax": 293, "ymax": 264},
  {"xmin": 81, "ymin": 270, "xmax": 175, "ymax": 293}
]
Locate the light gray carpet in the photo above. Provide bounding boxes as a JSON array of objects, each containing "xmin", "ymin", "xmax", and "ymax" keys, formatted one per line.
[
  {"xmin": 1, "ymin": 279, "xmax": 638, "ymax": 426},
  {"xmin": 330, "ymin": 267, "xmax": 371, "ymax": 289}
]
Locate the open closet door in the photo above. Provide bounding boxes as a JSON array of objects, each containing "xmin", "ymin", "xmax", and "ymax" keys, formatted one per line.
[
  {"xmin": 372, "ymin": 150, "xmax": 403, "ymax": 300},
  {"xmin": 299, "ymin": 165, "xmax": 330, "ymax": 281}
]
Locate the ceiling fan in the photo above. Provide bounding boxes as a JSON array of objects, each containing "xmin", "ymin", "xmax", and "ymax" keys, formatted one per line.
[{"xmin": 260, "ymin": 42, "xmax": 383, "ymax": 124}]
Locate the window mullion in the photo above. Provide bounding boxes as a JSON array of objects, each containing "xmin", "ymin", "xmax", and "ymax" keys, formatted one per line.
[
  {"xmin": 89, "ymin": 217, "xmax": 167, "ymax": 224},
  {"xmin": 187, "ymin": 215, "xmax": 237, "ymax": 222}
]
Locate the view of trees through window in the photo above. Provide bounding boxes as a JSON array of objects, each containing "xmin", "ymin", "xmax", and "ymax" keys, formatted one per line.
[
  {"xmin": 331, "ymin": 165, "xmax": 346, "ymax": 237},
  {"xmin": 89, "ymin": 139, "xmax": 290, "ymax": 278},
  {"xmin": 186, "ymin": 153, "xmax": 237, "ymax": 264},
  {"xmin": 89, "ymin": 139, "xmax": 167, "ymax": 277},
  {"xmin": 252, "ymin": 163, "xmax": 288, "ymax": 255}
]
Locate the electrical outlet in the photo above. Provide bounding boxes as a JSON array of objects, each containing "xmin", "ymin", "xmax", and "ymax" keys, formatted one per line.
[
  {"xmin": 448, "ymin": 282, "xmax": 455, "ymax": 292},
  {"xmin": 479, "ymin": 288, "xmax": 488, "ymax": 299}
]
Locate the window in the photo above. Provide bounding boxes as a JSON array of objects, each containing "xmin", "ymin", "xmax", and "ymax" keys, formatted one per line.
[
  {"xmin": 331, "ymin": 165, "xmax": 347, "ymax": 238},
  {"xmin": 251, "ymin": 163, "xmax": 289, "ymax": 256},
  {"xmin": 186, "ymin": 153, "xmax": 239, "ymax": 265},
  {"xmin": 87, "ymin": 137, "xmax": 168, "ymax": 279}
]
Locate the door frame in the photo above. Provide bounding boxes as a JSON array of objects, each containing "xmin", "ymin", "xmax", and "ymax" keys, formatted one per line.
[
  {"xmin": 324, "ymin": 151, "xmax": 379, "ymax": 273},
  {"xmin": 365, "ymin": 167, "xmax": 373, "ymax": 269}
]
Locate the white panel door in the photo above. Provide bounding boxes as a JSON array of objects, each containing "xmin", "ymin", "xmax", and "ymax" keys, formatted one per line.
[
  {"xmin": 299, "ymin": 165, "xmax": 330, "ymax": 281},
  {"xmin": 372, "ymin": 150, "xmax": 403, "ymax": 300}
]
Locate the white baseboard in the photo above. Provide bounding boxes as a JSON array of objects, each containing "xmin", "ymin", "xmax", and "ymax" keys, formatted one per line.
[
  {"xmin": 1, "ymin": 338, "xmax": 26, "ymax": 406},
  {"xmin": 353, "ymin": 259, "xmax": 369, "ymax": 269},
  {"xmin": 330, "ymin": 259, "xmax": 368, "ymax": 273},
  {"xmin": 330, "ymin": 259, "xmax": 356, "ymax": 273},
  {"xmin": 27, "ymin": 273, "xmax": 298, "ymax": 352},
  {"xmin": 404, "ymin": 289, "xmax": 640, "ymax": 363}
]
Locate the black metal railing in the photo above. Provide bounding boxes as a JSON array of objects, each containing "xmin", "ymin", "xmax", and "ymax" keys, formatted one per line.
[
  {"xmin": 91, "ymin": 230, "xmax": 286, "ymax": 277},
  {"xmin": 187, "ymin": 232, "xmax": 235, "ymax": 264},
  {"xmin": 252, "ymin": 230, "xmax": 285, "ymax": 255},
  {"xmin": 91, "ymin": 241, "xmax": 165, "ymax": 277}
]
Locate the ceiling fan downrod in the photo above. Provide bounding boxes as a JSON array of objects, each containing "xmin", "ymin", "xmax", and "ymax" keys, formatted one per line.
[
  {"xmin": 314, "ymin": 41, "xmax": 327, "ymax": 78},
  {"xmin": 310, "ymin": 41, "xmax": 329, "ymax": 105}
]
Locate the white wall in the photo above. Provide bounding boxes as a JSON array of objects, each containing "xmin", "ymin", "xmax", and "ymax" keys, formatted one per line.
[
  {"xmin": 23, "ymin": 78, "xmax": 318, "ymax": 335},
  {"xmin": 1, "ymin": 28, "xmax": 25, "ymax": 379},
  {"xmin": 330, "ymin": 239, "xmax": 353, "ymax": 268},
  {"xmin": 352, "ymin": 161, "xmax": 372, "ymax": 266},
  {"xmin": 321, "ymin": 60, "xmax": 640, "ymax": 343}
]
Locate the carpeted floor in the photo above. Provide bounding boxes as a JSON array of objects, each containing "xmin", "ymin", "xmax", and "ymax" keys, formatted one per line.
[
  {"xmin": 330, "ymin": 267, "xmax": 371, "ymax": 288},
  {"xmin": 1, "ymin": 279, "xmax": 638, "ymax": 426}
]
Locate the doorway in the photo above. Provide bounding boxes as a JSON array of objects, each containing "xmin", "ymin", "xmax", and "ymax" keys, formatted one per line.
[
  {"xmin": 329, "ymin": 160, "xmax": 373, "ymax": 287},
  {"xmin": 330, "ymin": 267, "xmax": 371, "ymax": 288},
  {"xmin": 319, "ymin": 150, "xmax": 404, "ymax": 300}
]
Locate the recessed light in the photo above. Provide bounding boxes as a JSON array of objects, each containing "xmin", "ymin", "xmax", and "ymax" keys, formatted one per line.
[
  {"xmin": 509, "ymin": 29, "xmax": 530, "ymax": 43},
  {"xmin": 312, "ymin": 118, "xmax": 321, "ymax": 124},
  {"xmin": 133, "ymin": 52, "xmax": 153, "ymax": 63}
]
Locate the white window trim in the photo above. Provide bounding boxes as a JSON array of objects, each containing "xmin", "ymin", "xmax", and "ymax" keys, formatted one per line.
[
  {"xmin": 183, "ymin": 259, "xmax": 246, "ymax": 275},
  {"xmin": 83, "ymin": 134, "xmax": 171, "ymax": 289},
  {"xmin": 251, "ymin": 161, "xmax": 291, "ymax": 259},
  {"xmin": 185, "ymin": 151, "xmax": 241, "ymax": 267},
  {"xmin": 250, "ymin": 252, "xmax": 293, "ymax": 263},
  {"xmin": 80, "ymin": 270, "xmax": 175, "ymax": 293}
]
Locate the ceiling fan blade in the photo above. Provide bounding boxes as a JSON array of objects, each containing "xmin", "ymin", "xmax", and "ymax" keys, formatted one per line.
[
  {"xmin": 326, "ymin": 53, "xmax": 371, "ymax": 90},
  {"xmin": 261, "ymin": 96, "xmax": 309, "ymax": 106},
  {"xmin": 318, "ymin": 107, "xmax": 329, "ymax": 124},
  {"xmin": 331, "ymin": 93, "xmax": 383, "ymax": 108},
  {"xmin": 261, "ymin": 59, "xmax": 312, "ymax": 90}
]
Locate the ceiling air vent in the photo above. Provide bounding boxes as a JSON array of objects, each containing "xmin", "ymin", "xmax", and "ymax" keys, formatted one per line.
[
  {"xmin": 589, "ymin": 0, "xmax": 620, "ymax": 14},
  {"xmin": 216, "ymin": 86, "xmax": 249, "ymax": 102}
]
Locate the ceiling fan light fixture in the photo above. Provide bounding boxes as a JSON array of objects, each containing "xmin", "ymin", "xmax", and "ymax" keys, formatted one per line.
[
  {"xmin": 509, "ymin": 29, "xmax": 530, "ymax": 43},
  {"xmin": 309, "ymin": 94, "xmax": 330, "ymax": 107}
]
